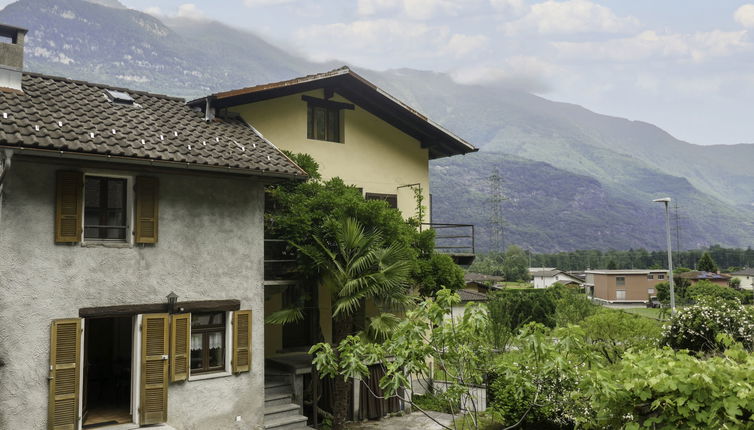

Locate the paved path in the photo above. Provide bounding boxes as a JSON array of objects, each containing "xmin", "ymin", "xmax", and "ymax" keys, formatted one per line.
[{"xmin": 346, "ymin": 411, "xmax": 454, "ymax": 430}]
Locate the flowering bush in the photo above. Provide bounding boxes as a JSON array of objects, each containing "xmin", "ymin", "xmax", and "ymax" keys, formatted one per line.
[{"xmin": 661, "ymin": 298, "xmax": 754, "ymax": 352}]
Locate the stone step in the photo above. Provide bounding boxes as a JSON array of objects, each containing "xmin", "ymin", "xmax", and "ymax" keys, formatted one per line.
[
  {"xmin": 265, "ymin": 392, "xmax": 294, "ymax": 407},
  {"xmin": 264, "ymin": 403, "xmax": 301, "ymax": 421},
  {"xmin": 263, "ymin": 414, "xmax": 309, "ymax": 430},
  {"xmin": 265, "ymin": 381, "xmax": 293, "ymax": 397}
]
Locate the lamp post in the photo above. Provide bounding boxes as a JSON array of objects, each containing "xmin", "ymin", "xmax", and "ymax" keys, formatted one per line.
[
  {"xmin": 166, "ymin": 291, "xmax": 178, "ymax": 314},
  {"xmin": 653, "ymin": 198, "xmax": 676, "ymax": 314}
]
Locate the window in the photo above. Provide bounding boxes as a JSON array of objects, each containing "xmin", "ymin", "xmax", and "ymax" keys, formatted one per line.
[
  {"xmin": 616, "ymin": 276, "xmax": 625, "ymax": 286},
  {"xmin": 84, "ymin": 176, "xmax": 129, "ymax": 241},
  {"xmin": 365, "ymin": 192, "xmax": 398, "ymax": 209},
  {"xmin": 190, "ymin": 312, "xmax": 226, "ymax": 374},
  {"xmin": 616, "ymin": 290, "xmax": 626, "ymax": 300},
  {"xmin": 307, "ymin": 105, "xmax": 340, "ymax": 142},
  {"xmin": 647, "ymin": 274, "xmax": 654, "ymax": 280},
  {"xmin": 657, "ymin": 274, "xmax": 665, "ymax": 280},
  {"xmin": 648, "ymin": 288, "xmax": 655, "ymax": 295}
]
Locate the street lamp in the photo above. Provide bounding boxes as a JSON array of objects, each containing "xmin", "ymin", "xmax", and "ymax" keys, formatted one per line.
[{"xmin": 653, "ymin": 197, "xmax": 676, "ymax": 314}]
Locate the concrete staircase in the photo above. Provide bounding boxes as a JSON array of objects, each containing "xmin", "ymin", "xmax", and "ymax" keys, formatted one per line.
[{"xmin": 264, "ymin": 377, "xmax": 310, "ymax": 430}]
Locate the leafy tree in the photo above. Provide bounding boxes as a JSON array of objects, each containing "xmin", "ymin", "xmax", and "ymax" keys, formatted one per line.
[
  {"xmin": 579, "ymin": 310, "xmax": 661, "ymax": 364},
  {"xmin": 730, "ymin": 277, "xmax": 742, "ymax": 289},
  {"xmin": 502, "ymin": 245, "xmax": 530, "ymax": 282},
  {"xmin": 687, "ymin": 280, "xmax": 743, "ymax": 302},
  {"xmin": 487, "ymin": 289, "xmax": 557, "ymax": 349},
  {"xmin": 303, "ymin": 218, "xmax": 413, "ymax": 430},
  {"xmin": 606, "ymin": 259, "xmax": 618, "ymax": 270},
  {"xmin": 413, "ymin": 252, "xmax": 465, "ymax": 296},
  {"xmin": 551, "ymin": 284, "xmax": 597, "ymax": 327},
  {"xmin": 310, "ymin": 289, "xmax": 494, "ymax": 430},
  {"xmin": 696, "ymin": 251, "xmax": 719, "ymax": 273}
]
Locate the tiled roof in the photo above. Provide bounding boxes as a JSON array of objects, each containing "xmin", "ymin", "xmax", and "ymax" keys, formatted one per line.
[
  {"xmin": 464, "ymin": 272, "xmax": 505, "ymax": 282},
  {"xmin": 679, "ymin": 271, "xmax": 731, "ymax": 280},
  {"xmin": 457, "ymin": 289, "xmax": 489, "ymax": 302},
  {"xmin": 731, "ymin": 268, "xmax": 754, "ymax": 276},
  {"xmin": 0, "ymin": 73, "xmax": 306, "ymax": 178}
]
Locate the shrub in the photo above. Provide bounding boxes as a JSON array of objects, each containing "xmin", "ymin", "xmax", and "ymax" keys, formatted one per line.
[
  {"xmin": 552, "ymin": 285, "xmax": 597, "ymax": 326},
  {"xmin": 579, "ymin": 310, "xmax": 661, "ymax": 364},
  {"xmin": 661, "ymin": 298, "xmax": 754, "ymax": 352},
  {"xmin": 579, "ymin": 346, "xmax": 754, "ymax": 429},
  {"xmin": 487, "ymin": 289, "xmax": 557, "ymax": 349},
  {"xmin": 687, "ymin": 280, "xmax": 743, "ymax": 302}
]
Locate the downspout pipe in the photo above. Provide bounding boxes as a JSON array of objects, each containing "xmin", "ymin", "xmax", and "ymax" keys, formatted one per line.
[{"xmin": 0, "ymin": 149, "xmax": 12, "ymax": 188}]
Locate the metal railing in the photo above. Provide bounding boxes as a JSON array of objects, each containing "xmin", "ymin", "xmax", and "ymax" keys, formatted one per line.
[
  {"xmin": 264, "ymin": 239, "xmax": 298, "ymax": 282},
  {"xmin": 421, "ymin": 223, "xmax": 475, "ymax": 256}
]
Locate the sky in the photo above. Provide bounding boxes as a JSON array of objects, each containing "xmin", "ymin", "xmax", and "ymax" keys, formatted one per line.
[{"xmin": 11, "ymin": 0, "xmax": 754, "ymax": 145}]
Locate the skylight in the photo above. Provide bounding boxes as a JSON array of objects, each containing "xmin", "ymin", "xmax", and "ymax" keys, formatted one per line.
[{"xmin": 105, "ymin": 89, "xmax": 135, "ymax": 105}]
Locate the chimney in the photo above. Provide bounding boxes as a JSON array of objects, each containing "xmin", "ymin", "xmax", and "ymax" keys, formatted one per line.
[{"xmin": 0, "ymin": 24, "xmax": 27, "ymax": 92}]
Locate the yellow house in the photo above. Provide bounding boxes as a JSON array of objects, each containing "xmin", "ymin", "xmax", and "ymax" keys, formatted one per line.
[
  {"xmin": 191, "ymin": 66, "xmax": 477, "ymax": 222},
  {"xmin": 189, "ymin": 67, "xmax": 477, "ymax": 424}
]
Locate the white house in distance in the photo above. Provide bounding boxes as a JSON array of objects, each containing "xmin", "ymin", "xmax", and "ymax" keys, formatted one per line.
[
  {"xmin": 529, "ymin": 268, "xmax": 584, "ymax": 289},
  {"xmin": 730, "ymin": 268, "xmax": 754, "ymax": 291}
]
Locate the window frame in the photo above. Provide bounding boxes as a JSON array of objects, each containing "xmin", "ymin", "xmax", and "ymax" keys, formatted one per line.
[
  {"xmin": 616, "ymin": 290, "xmax": 626, "ymax": 300},
  {"xmin": 365, "ymin": 192, "xmax": 398, "ymax": 209},
  {"xmin": 647, "ymin": 274, "xmax": 654, "ymax": 280},
  {"xmin": 81, "ymin": 172, "xmax": 134, "ymax": 245},
  {"xmin": 615, "ymin": 276, "xmax": 626, "ymax": 286},
  {"xmin": 657, "ymin": 274, "xmax": 666, "ymax": 280},
  {"xmin": 189, "ymin": 311, "xmax": 230, "ymax": 376},
  {"xmin": 307, "ymin": 104, "xmax": 342, "ymax": 143}
]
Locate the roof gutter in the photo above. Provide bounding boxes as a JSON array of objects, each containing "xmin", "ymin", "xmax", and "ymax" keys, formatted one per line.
[{"xmin": 0, "ymin": 145, "xmax": 306, "ymax": 181}]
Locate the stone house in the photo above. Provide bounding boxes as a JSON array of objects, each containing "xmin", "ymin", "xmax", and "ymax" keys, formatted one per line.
[{"xmin": 0, "ymin": 24, "xmax": 306, "ymax": 430}]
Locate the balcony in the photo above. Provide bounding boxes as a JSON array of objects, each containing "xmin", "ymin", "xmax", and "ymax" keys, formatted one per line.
[
  {"xmin": 264, "ymin": 239, "xmax": 297, "ymax": 285},
  {"xmin": 421, "ymin": 223, "xmax": 476, "ymax": 266}
]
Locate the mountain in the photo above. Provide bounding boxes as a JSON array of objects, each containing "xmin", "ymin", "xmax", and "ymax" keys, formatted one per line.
[{"xmin": 2, "ymin": 0, "xmax": 753, "ymax": 252}]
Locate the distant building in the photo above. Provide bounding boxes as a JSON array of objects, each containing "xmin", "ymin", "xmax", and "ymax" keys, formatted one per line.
[
  {"xmin": 730, "ymin": 268, "xmax": 754, "ymax": 290},
  {"xmin": 679, "ymin": 271, "xmax": 731, "ymax": 287},
  {"xmin": 585, "ymin": 270, "xmax": 669, "ymax": 304},
  {"xmin": 464, "ymin": 272, "xmax": 505, "ymax": 292},
  {"xmin": 529, "ymin": 268, "xmax": 584, "ymax": 289}
]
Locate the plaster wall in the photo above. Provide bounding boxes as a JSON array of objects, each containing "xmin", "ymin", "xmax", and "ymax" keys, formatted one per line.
[
  {"xmin": 591, "ymin": 273, "xmax": 666, "ymax": 302},
  {"xmin": 0, "ymin": 157, "xmax": 266, "ymax": 430},
  {"xmin": 733, "ymin": 274, "xmax": 754, "ymax": 290},
  {"xmin": 230, "ymin": 89, "xmax": 431, "ymax": 222}
]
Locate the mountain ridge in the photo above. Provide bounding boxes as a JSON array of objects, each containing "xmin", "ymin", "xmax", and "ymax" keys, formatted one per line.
[{"xmin": 2, "ymin": 0, "xmax": 753, "ymax": 252}]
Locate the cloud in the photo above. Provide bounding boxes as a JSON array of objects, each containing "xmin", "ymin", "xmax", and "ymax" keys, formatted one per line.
[
  {"xmin": 554, "ymin": 29, "xmax": 750, "ymax": 63},
  {"xmin": 734, "ymin": 4, "xmax": 754, "ymax": 28},
  {"xmin": 503, "ymin": 0, "xmax": 639, "ymax": 35},
  {"xmin": 243, "ymin": 0, "xmax": 299, "ymax": 6},
  {"xmin": 356, "ymin": 0, "xmax": 468, "ymax": 20},
  {"xmin": 143, "ymin": 6, "xmax": 162, "ymax": 16},
  {"xmin": 176, "ymin": 3, "xmax": 207, "ymax": 20},
  {"xmin": 489, "ymin": 0, "xmax": 526, "ymax": 15},
  {"xmin": 294, "ymin": 19, "xmax": 487, "ymax": 69},
  {"xmin": 451, "ymin": 56, "xmax": 559, "ymax": 93},
  {"xmin": 443, "ymin": 34, "xmax": 489, "ymax": 57}
]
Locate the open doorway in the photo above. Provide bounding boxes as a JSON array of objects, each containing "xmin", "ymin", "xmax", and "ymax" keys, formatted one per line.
[{"xmin": 83, "ymin": 316, "xmax": 133, "ymax": 428}]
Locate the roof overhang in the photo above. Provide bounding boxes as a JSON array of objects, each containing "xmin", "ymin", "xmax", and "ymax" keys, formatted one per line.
[{"xmin": 188, "ymin": 67, "xmax": 478, "ymax": 160}]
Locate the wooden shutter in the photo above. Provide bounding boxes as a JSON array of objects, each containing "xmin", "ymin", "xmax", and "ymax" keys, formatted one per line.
[
  {"xmin": 140, "ymin": 314, "xmax": 169, "ymax": 425},
  {"xmin": 232, "ymin": 310, "xmax": 252, "ymax": 373},
  {"xmin": 135, "ymin": 176, "xmax": 159, "ymax": 244},
  {"xmin": 170, "ymin": 313, "xmax": 190, "ymax": 382},
  {"xmin": 48, "ymin": 318, "xmax": 81, "ymax": 430},
  {"xmin": 55, "ymin": 171, "xmax": 83, "ymax": 243}
]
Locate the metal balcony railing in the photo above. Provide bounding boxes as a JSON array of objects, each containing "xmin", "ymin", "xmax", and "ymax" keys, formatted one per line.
[
  {"xmin": 421, "ymin": 223, "xmax": 475, "ymax": 265},
  {"xmin": 264, "ymin": 239, "xmax": 298, "ymax": 284}
]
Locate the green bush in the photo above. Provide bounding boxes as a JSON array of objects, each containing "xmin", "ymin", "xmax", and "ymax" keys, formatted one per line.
[
  {"xmin": 661, "ymin": 298, "xmax": 754, "ymax": 352},
  {"xmin": 551, "ymin": 285, "xmax": 597, "ymax": 326},
  {"xmin": 487, "ymin": 289, "xmax": 557, "ymax": 349},
  {"xmin": 579, "ymin": 346, "xmax": 754, "ymax": 429},
  {"xmin": 687, "ymin": 280, "xmax": 743, "ymax": 302},
  {"xmin": 579, "ymin": 310, "xmax": 661, "ymax": 364}
]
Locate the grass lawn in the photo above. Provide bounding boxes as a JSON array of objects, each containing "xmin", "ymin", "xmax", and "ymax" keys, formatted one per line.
[
  {"xmin": 621, "ymin": 307, "xmax": 668, "ymax": 321},
  {"xmin": 501, "ymin": 281, "xmax": 531, "ymax": 289}
]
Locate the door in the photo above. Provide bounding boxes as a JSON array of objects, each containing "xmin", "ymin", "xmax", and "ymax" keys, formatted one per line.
[
  {"xmin": 48, "ymin": 318, "xmax": 82, "ymax": 430},
  {"xmin": 140, "ymin": 314, "xmax": 169, "ymax": 425}
]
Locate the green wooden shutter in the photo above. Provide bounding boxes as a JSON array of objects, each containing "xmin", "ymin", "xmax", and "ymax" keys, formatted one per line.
[
  {"xmin": 232, "ymin": 310, "xmax": 252, "ymax": 373},
  {"xmin": 140, "ymin": 314, "xmax": 169, "ymax": 425},
  {"xmin": 135, "ymin": 176, "xmax": 159, "ymax": 244},
  {"xmin": 48, "ymin": 318, "xmax": 81, "ymax": 430},
  {"xmin": 170, "ymin": 313, "xmax": 190, "ymax": 382},
  {"xmin": 55, "ymin": 171, "xmax": 83, "ymax": 243}
]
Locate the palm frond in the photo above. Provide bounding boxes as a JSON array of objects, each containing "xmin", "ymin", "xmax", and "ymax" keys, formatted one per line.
[{"xmin": 265, "ymin": 307, "xmax": 305, "ymax": 325}]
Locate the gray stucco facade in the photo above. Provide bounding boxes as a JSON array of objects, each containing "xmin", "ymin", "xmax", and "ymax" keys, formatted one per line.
[{"xmin": 0, "ymin": 156, "xmax": 267, "ymax": 430}]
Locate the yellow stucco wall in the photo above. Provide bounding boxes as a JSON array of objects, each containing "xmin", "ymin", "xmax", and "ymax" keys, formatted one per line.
[{"xmin": 230, "ymin": 89, "xmax": 431, "ymax": 221}]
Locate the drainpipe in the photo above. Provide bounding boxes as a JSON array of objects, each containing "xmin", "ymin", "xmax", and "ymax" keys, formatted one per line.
[{"xmin": 0, "ymin": 149, "xmax": 13, "ymax": 228}]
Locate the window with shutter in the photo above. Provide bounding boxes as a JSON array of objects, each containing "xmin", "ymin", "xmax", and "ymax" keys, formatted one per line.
[
  {"xmin": 48, "ymin": 318, "xmax": 81, "ymax": 430},
  {"xmin": 135, "ymin": 176, "xmax": 159, "ymax": 244},
  {"xmin": 232, "ymin": 310, "xmax": 251, "ymax": 373},
  {"xmin": 170, "ymin": 313, "xmax": 190, "ymax": 382},
  {"xmin": 140, "ymin": 314, "xmax": 168, "ymax": 425},
  {"xmin": 55, "ymin": 171, "xmax": 83, "ymax": 243}
]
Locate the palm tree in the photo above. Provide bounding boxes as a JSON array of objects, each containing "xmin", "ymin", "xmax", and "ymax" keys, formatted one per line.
[{"xmin": 304, "ymin": 217, "xmax": 413, "ymax": 430}]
